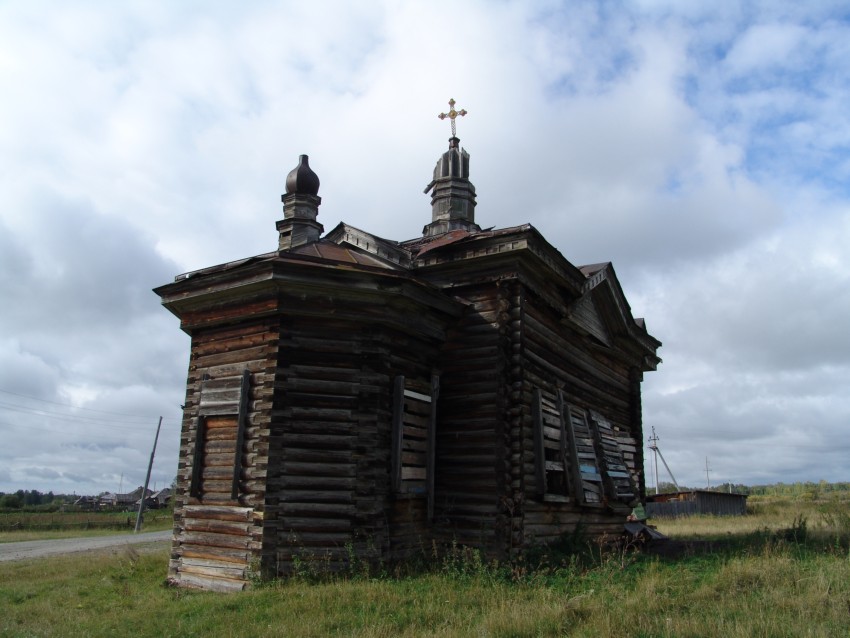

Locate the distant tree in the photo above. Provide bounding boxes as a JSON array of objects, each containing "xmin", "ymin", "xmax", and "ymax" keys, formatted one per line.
[
  {"xmin": 23, "ymin": 490, "xmax": 43, "ymax": 506},
  {"xmin": 0, "ymin": 494, "xmax": 22, "ymax": 508}
]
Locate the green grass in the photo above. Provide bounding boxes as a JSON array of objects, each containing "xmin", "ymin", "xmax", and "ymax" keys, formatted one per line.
[
  {"xmin": 1, "ymin": 498, "xmax": 850, "ymax": 637},
  {"xmin": 0, "ymin": 511, "xmax": 173, "ymax": 543}
]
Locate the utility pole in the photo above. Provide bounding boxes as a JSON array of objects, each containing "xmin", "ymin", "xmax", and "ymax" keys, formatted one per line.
[
  {"xmin": 705, "ymin": 457, "xmax": 711, "ymax": 490},
  {"xmin": 648, "ymin": 427, "xmax": 680, "ymax": 493},
  {"xmin": 135, "ymin": 417, "xmax": 162, "ymax": 533},
  {"xmin": 648, "ymin": 427, "xmax": 660, "ymax": 494}
]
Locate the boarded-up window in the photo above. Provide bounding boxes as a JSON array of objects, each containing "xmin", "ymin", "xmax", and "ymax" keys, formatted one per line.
[
  {"xmin": 194, "ymin": 415, "xmax": 238, "ymax": 502},
  {"xmin": 534, "ymin": 388, "xmax": 639, "ymax": 508},
  {"xmin": 564, "ymin": 405, "xmax": 605, "ymax": 505},
  {"xmin": 533, "ymin": 389, "xmax": 570, "ymax": 501},
  {"xmin": 587, "ymin": 411, "xmax": 640, "ymax": 506},
  {"xmin": 189, "ymin": 370, "xmax": 250, "ymax": 502},
  {"xmin": 392, "ymin": 375, "xmax": 439, "ymax": 517}
]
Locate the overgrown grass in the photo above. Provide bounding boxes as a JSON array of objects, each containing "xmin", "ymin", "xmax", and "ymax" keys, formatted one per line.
[
  {"xmin": 653, "ymin": 494, "xmax": 850, "ymax": 547},
  {"xmin": 2, "ymin": 498, "xmax": 850, "ymax": 637}
]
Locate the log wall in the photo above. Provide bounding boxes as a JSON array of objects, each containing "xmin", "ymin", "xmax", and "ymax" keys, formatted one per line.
[
  {"xmin": 433, "ymin": 281, "xmax": 511, "ymax": 556},
  {"xmin": 170, "ymin": 317, "xmax": 278, "ymax": 592},
  {"xmin": 518, "ymin": 285, "xmax": 643, "ymax": 545},
  {"xmin": 267, "ymin": 312, "xmax": 445, "ymax": 575}
]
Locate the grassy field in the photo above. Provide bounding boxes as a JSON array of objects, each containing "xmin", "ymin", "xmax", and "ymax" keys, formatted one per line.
[
  {"xmin": 0, "ymin": 510, "xmax": 174, "ymax": 543},
  {"xmin": 1, "ymin": 497, "xmax": 849, "ymax": 637}
]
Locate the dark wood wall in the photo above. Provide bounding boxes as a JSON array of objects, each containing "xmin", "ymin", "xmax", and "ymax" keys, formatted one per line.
[
  {"xmin": 519, "ymin": 284, "xmax": 642, "ymax": 543},
  {"xmin": 433, "ymin": 281, "xmax": 512, "ymax": 556},
  {"xmin": 161, "ymin": 242, "xmax": 656, "ymax": 588},
  {"xmin": 267, "ymin": 311, "xmax": 447, "ymax": 575}
]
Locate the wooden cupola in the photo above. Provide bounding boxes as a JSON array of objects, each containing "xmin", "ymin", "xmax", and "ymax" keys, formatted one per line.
[{"xmin": 276, "ymin": 154, "xmax": 324, "ymax": 250}]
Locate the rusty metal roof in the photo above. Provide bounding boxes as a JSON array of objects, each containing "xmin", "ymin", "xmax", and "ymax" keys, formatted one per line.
[{"xmin": 291, "ymin": 241, "xmax": 401, "ymax": 269}]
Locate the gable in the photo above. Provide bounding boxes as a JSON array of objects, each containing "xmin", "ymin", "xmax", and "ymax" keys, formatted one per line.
[
  {"xmin": 323, "ymin": 222, "xmax": 412, "ymax": 268},
  {"xmin": 563, "ymin": 293, "xmax": 612, "ymax": 347},
  {"xmin": 577, "ymin": 263, "xmax": 661, "ymax": 370}
]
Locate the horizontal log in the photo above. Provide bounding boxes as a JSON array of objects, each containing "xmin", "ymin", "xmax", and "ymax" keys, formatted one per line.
[
  {"xmin": 192, "ymin": 319, "xmax": 275, "ymax": 342},
  {"xmin": 201, "ymin": 466, "xmax": 235, "ymax": 480},
  {"xmin": 204, "ymin": 414, "xmax": 239, "ymax": 428},
  {"xmin": 179, "ymin": 560, "xmax": 248, "ymax": 580},
  {"xmin": 279, "ymin": 407, "xmax": 354, "ymax": 422},
  {"xmin": 183, "ymin": 505, "xmax": 254, "ymax": 521},
  {"xmin": 184, "ymin": 518, "xmax": 252, "ymax": 536},
  {"xmin": 281, "ymin": 448, "xmax": 353, "ymax": 463},
  {"xmin": 285, "ymin": 378, "xmax": 360, "ymax": 394},
  {"xmin": 281, "ymin": 462, "xmax": 355, "ymax": 477},
  {"xmin": 285, "ymin": 393, "xmax": 359, "ymax": 408},
  {"xmin": 277, "ymin": 490, "xmax": 354, "ymax": 504},
  {"xmin": 205, "ymin": 429, "xmax": 237, "ymax": 442},
  {"xmin": 275, "ymin": 434, "xmax": 355, "ymax": 450},
  {"xmin": 196, "ymin": 360, "xmax": 268, "ymax": 379},
  {"xmin": 181, "ymin": 531, "xmax": 252, "ymax": 549},
  {"xmin": 181, "ymin": 546, "xmax": 252, "ymax": 564},
  {"xmin": 279, "ymin": 502, "xmax": 357, "ymax": 516},
  {"xmin": 281, "ymin": 516, "xmax": 352, "ymax": 532},
  {"xmin": 277, "ymin": 476, "xmax": 356, "ymax": 490},
  {"xmin": 279, "ymin": 531, "xmax": 352, "ymax": 545},
  {"xmin": 177, "ymin": 572, "xmax": 247, "ymax": 593},
  {"xmin": 194, "ymin": 493, "xmax": 236, "ymax": 506},
  {"xmin": 194, "ymin": 344, "xmax": 271, "ymax": 370}
]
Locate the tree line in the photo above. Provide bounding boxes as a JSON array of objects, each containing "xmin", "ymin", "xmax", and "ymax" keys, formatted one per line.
[
  {"xmin": 648, "ymin": 480, "xmax": 850, "ymax": 498},
  {"xmin": 0, "ymin": 490, "xmax": 76, "ymax": 510}
]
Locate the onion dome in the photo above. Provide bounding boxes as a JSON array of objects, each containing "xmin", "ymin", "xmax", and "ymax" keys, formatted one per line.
[{"xmin": 285, "ymin": 154, "xmax": 320, "ymax": 196}]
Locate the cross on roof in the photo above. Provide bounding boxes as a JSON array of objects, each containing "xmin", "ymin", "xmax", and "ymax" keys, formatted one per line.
[{"xmin": 437, "ymin": 98, "xmax": 467, "ymax": 137}]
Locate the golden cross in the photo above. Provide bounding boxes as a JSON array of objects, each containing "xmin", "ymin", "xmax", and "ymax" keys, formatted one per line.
[{"xmin": 437, "ymin": 98, "xmax": 467, "ymax": 137}]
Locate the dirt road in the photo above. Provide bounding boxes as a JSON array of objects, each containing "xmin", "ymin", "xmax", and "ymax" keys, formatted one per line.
[{"xmin": 0, "ymin": 530, "xmax": 171, "ymax": 562}]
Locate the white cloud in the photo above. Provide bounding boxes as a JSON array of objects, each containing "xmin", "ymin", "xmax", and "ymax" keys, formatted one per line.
[{"xmin": 1, "ymin": 0, "xmax": 849, "ymax": 493}]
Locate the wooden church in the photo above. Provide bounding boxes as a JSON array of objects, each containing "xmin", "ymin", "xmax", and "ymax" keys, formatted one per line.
[{"xmin": 155, "ymin": 107, "xmax": 661, "ymax": 591}]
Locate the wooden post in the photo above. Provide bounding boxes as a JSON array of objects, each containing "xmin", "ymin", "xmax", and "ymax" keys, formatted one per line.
[
  {"xmin": 231, "ymin": 369, "xmax": 251, "ymax": 500},
  {"xmin": 532, "ymin": 388, "xmax": 545, "ymax": 496},
  {"xmin": 391, "ymin": 375, "xmax": 405, "ymax": 492},
  {"xmin": 135, "ymin": 416, "xmax": 162, "ymax": 533},
  {"xmin": 426, "ymin": 374, "xmax": 440, "ymax": 521}
]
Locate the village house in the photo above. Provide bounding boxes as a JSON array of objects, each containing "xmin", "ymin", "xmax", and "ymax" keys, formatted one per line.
[
  {"xmin": 155, "ymin": 110, "xmax": 661, "ymax": 591},
  {"xmin": 97, "ymin": 486, "xmax": 152, "ymax": 510}
]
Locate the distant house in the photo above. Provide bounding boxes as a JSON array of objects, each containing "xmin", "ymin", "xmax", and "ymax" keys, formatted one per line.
[
  {"xmin": 73, "ymin": 495, "xmax": 98, "ymax": 510},
  {"xmin": 99, "ymin": 486, "xmax": 152, "ymax": 509},
  {"xmin": 645, "ymin": 490, "xmax": 748, "ymax": 518},
  {"xmin": 140, "ymin": 488, "xmax": 173, "ymax": 509},
  {"xmin": 156, "ymin": 132, "xmax": 661, "ymax": 591}
]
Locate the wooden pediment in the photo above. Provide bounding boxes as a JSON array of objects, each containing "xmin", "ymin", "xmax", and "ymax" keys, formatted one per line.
[
  {"xmin": 563, "ymin": 291, "xmax": 612, "ymax": 347},
  {"xmin": 572, "ymin": 263, "xmax": 661, "ymax": 370}
]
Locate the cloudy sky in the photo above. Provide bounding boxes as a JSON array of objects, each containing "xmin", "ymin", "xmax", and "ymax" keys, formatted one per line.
[{"xmin": 1, "ymin": 1, "xmax": 848, "ymax": 496}]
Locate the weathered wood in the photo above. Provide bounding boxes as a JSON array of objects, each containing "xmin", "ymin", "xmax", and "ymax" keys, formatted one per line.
[
  {"xmin": 183, "ymin": 505, "xmax": 253, "ymax": 521},
  {"xmin": 181, "ymin": 546, "xmax": 252, "ymax": 563},
  {"xmin": 158, "ymin": 209, "xmax": 659, "ymax": 590},
  {"xmin": 177, "ymin": 572, "xmax": 247, "ymax": 593}
]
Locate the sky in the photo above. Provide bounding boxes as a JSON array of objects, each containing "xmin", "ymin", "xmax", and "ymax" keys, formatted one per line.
[{"xmin": 1, "ymin": 0, "xmax": 848, "ymax": 496}]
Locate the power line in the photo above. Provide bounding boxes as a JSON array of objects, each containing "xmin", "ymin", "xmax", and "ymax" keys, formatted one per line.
[
  {"xmin": 0, "ymin": 387, "xmax": 180, "ymax": 420},
  {"xmin": 0, "ymin": 405, "xmax": 179, "ymax": 432}
]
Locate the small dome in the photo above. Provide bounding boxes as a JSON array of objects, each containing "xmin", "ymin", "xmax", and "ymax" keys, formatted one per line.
[{"xmin": 285, "ymin": 154, "xmax": 320, "ymax": 196}]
